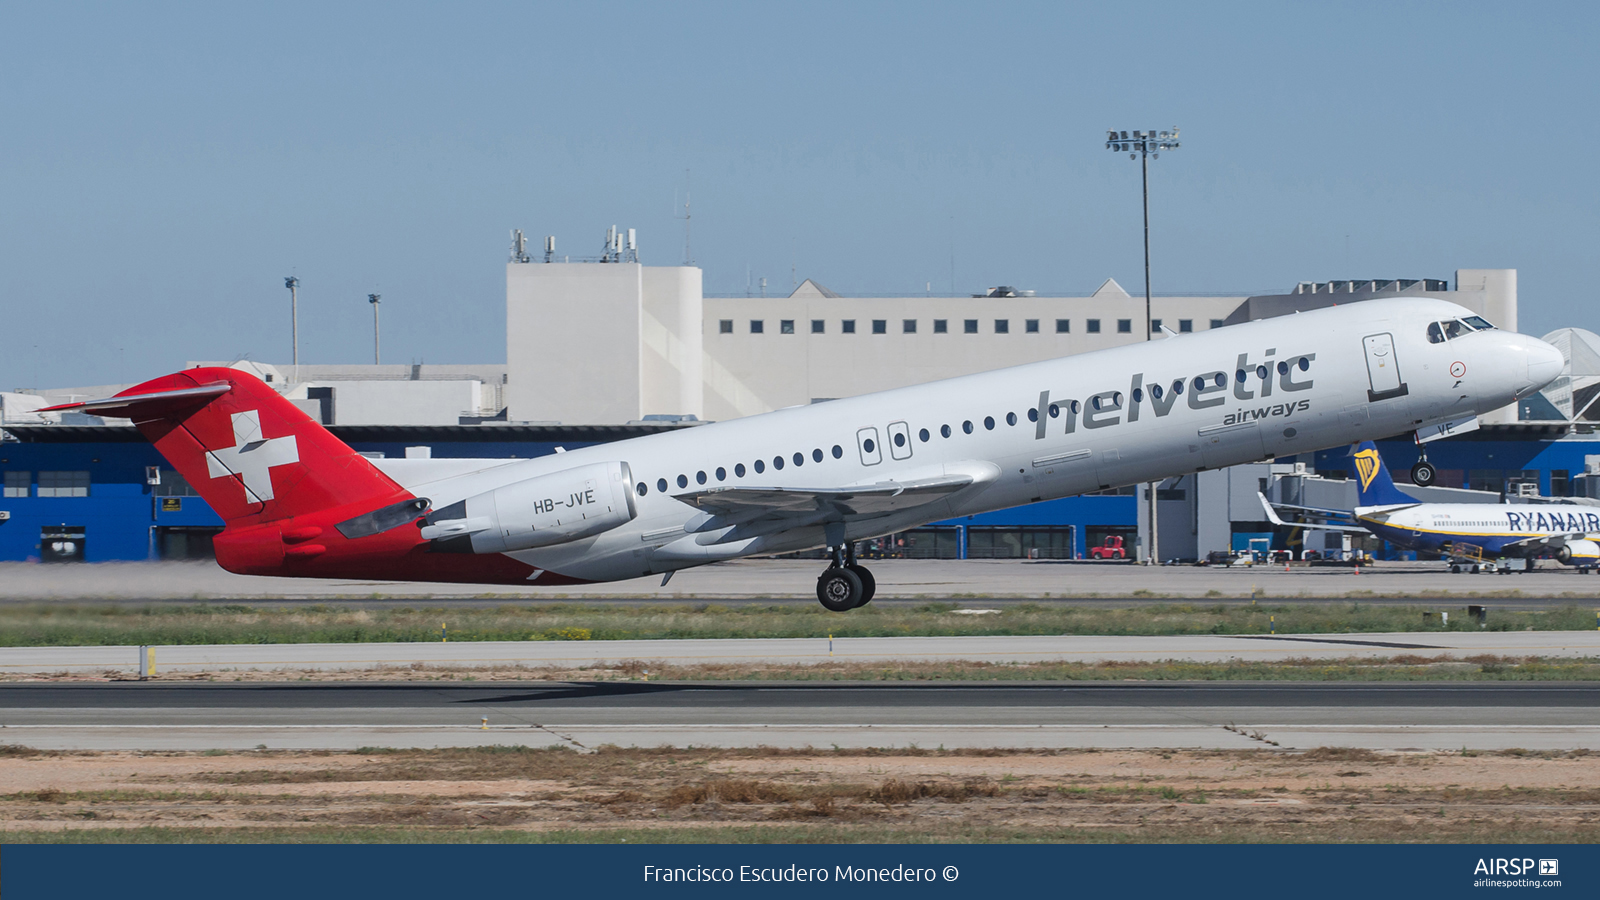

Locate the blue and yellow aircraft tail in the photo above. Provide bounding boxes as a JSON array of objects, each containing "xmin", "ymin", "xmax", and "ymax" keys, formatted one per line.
[{"xmin": 1351, "ymin": 441, "xmax": 1421, "ymax": 507}]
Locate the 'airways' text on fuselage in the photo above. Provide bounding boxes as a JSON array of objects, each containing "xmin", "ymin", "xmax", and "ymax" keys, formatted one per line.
[{"xmin": 1034, "ymin": 350, "xmax": 1317, "ymax": 438}]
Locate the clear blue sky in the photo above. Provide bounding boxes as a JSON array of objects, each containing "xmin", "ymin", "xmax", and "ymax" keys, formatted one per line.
[{"xmin": 3, "ymin": 1, "xmax": 1596, "ymax": 389}]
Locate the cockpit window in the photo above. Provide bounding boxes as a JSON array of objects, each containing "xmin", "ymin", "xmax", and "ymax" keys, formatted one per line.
[
  {"xmin": 1462, "ymin": 315, "xmax": 1495, "ymax": 331},
  {"xmin": 1427, "ymin": 322, "xmax": 1445, "ymax": 344},
  {"xmin": 1442, "ymin": 320, "xmax": 1468, "ymax": 340}
]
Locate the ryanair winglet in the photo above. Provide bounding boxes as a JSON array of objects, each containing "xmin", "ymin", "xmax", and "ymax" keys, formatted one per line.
[{"xmin": 1351, "ymin": 441, "xmax": 1420, "ymax": 507}]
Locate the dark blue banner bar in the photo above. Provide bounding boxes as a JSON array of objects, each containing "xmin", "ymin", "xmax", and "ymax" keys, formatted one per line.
[{"xmin": 5, "ymin": 844, "xmax": 1595, "ymax": 899}]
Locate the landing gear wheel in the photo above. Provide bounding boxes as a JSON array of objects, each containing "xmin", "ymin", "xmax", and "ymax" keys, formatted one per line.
[
  {"xmin": 816, "ymin": 567, "xmax": 864, "ymax": 612},
  {"xmin": 1410, "ymin": 460, "xmax": 1437, "ymax": 487},
  {"xmin": 846, "ymin": 564, "xmax": 876, "ymax": 607}
]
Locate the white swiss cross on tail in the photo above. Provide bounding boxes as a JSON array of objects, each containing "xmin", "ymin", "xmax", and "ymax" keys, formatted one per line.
[{"xmin": 205, "ymin": 410, "xmax": 299, "ymax": 503}]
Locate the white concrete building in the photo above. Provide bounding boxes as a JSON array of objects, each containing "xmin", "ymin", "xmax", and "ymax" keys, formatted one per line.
[{"xmin": 505, "ymin": 261, "xmax": 702, "ymax": 425}]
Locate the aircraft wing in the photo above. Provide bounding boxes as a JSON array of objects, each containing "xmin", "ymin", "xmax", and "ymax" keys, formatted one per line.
[
  {"xmin": 679, "ymin": 475, "xmax": 974, "ymax": 521},
  {"xmin": 1499, "ymin": 532, "xmax": 1596, "ymax": 553},
  {"xmin": 1257, "ymin": 492, "xmax": 1370, "ymax": 533}
]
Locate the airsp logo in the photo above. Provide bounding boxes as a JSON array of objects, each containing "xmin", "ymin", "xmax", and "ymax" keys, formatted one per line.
[
  {"xmin": 1353, "ymin": 448, "xmax": 1382, "ymax": 491},
  {"xmin": 206, "ymin": 409, "xmax": 300, "ymax": 503}
]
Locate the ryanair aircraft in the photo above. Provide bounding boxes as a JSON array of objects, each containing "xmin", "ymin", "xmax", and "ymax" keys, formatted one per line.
[
  {"xmin": 46, "ymin": 297, "xmax": 1563, "ymax": 609},
  {"xmin": 1267, "ymin": 441, "xmax": 1600, "ymax": 574}
]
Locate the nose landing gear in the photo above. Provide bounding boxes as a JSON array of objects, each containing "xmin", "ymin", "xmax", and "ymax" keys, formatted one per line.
[
  {"xmin": 816, "ymin": 544, "xmax": 875, "ymax": 612},
  {"xmin": 1409, "ymin": 430, "xmax": 1437, "ymax": 487}
]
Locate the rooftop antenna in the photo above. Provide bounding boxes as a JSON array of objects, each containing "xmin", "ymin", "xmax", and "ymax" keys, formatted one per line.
[
  {"xmin": 625, "ymin": 227, "xmax": 638, "ymax": 263},
  {"xmin": 510, "ymin": 229, "xmax": 531, "ymax": 263},
  {"xmin": 544, "ymin": 235, "xmax": 555, "ymax": 263},
  {"xmin": 602, "ymin": 226, "xmax": 616, "ymax": 262},
  {"xmin": 676, "ymin": 170, "xmax": 693, "ymax": 265}
]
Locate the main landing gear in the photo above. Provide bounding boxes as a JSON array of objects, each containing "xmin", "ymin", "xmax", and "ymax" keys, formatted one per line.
[{"xmin": 816, "ymin": 544, "xmax": 875, "ymax": 612}]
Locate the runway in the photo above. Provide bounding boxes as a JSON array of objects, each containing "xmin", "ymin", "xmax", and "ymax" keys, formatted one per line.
[
  {"xmin": 4, "ymin": 630, "xmax": 1597, "ymax": 676},
  {"xmin": 1, "ymin": 681, "xmax": 1595, "ymax": 752},
  {"xmin": 5, "ymin": 558, "xmax": 1600, "ymax": 603}
]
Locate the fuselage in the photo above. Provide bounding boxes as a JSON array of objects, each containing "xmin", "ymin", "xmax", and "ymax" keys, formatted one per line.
[
  {"xmin": 1357, "ymin": 503, "xmax": 1600, "ymax": 557},
  {"xmin": 372, "ymin": 297, "xmax": 1561, "ymax": 582}
]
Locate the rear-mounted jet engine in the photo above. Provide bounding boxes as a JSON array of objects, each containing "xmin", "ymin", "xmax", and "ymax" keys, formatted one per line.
[{"xmin": 419, "ymin": 461, "xmax": 637, "ymax": 553}]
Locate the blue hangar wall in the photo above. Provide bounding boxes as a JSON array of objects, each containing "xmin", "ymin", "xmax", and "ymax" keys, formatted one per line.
[{"xmin": 0, "ymin": 425, "xmax": 1136, "ymax": 563}]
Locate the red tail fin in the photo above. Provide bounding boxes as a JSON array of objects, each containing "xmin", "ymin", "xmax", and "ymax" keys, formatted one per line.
[
  {"xmin": 93, "ymin": 367, "xmax": 408, "ymax": 525},
  {"xmin": 44, "ymin": 367, "xmax": 570, "ymax": 585}
]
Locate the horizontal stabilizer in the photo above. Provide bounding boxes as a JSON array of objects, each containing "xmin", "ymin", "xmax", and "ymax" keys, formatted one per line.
[{"xmin": 38, "ymin": 383, "xmax": 232, "ymax": 421}]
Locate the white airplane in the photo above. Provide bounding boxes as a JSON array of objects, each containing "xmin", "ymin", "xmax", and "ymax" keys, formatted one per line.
[
  {"xmin": 45, "ymin": 297, "xmax": 1562, "ymax": 610},
  {"xmin": 1263, "ymin": 440, "xmax": 1600, "ymax": 574}
]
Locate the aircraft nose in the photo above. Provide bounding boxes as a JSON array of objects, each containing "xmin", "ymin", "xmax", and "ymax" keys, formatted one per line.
[{"xmin": 1524, "ymin": 337, "xmax": 1564, "ymax": 391}]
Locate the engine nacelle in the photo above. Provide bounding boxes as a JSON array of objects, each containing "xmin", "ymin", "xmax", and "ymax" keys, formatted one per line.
[
  {"xmin": 1557, "ymin": 539, "xmax": 1600, "ymax": 567},
  {"xmin": 419, "ymin": 461, "xmax": 637, "ymax": 553}
]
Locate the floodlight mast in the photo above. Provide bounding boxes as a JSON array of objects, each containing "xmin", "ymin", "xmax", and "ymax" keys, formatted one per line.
[
  {"xmin": 1106, "ymin": 127, "xmax": 1180, "ymax": 565},
  {"xmin": 368, "ymin": 294, "xmax": 381, "ymax": 365},
  {"xmin": 284, "ymin": 276, "xmax": 300, "ymax": 384}
]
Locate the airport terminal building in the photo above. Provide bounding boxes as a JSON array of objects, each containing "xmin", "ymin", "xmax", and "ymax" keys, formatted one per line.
[{"xmin": 2, "ymin": 234, "xmax": 1592, "ymax": 566}]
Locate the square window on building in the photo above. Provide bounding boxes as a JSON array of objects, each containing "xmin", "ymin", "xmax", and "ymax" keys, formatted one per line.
[
  {"xmin": 872, "ymin": 319, "xmax": 887, "ymax": 334},
  {"xmin": 1117, "ymin": 319, "xmax": 1132, "ymax": 333},
  {"xmin": 719, "ymin": 319, "xmax": 733, "ymax": 334},
  {"xmin": 1055, "ymin": 319, "xmax": 1070, "ymax": 333},
  {"xmin": 842, "ymin": 319, "xmax": 856, "ymax": 333},
  {"xmin": 811, "ymin": 319, "xmax": 825, "ymax": 333},
  {"xmin": 37, "ymin": 470, "xmax": 89, "ymax": 498},
  {"xmin": 3, "ymin": 471, "xmax": 29, "ymax": 498},
  {"xmin": 1025, "ymin": 319, "xmax": 1039, "ymax": 333},
  {"xmin": 1178, "ymin": 319, "xmax": 1193, "ymax": 333},
  {"xmin": 933, "ymin": 319, "xmax": 948, "ymax": 333},
  {"xmin": 903, "ymin": 319, "xmax": 917, "ymax": 333},
  {"xmin": 1150, "ymin": 318, "xmax": 1162, "ymax": 332},
  {"xmin": 750, "ymin": 320, "xmax": 764, "ymax": 334},
  {"xmin": 994, "ymin": 319, "xmax": 1009, "ymax": 334},
  {"xmin": 780, "ymin": 319, "xmax": 795, "ymax": 334},
  {"xmin": 1086, "ymin": 319, "xmax": 1101, "ymax": 333},
  {"xmin": 963, "ymin": 319, "xmax": 978, "ymax": 334},
  {"xmin": 1209, "ymin": 319, "xmax": 1224, "ymax": 329}
]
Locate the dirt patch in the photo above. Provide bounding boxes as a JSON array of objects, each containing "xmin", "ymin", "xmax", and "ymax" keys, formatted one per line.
[{"xmin": 0, "ymin": 745, "xmax": 1597, "ymax": 842}]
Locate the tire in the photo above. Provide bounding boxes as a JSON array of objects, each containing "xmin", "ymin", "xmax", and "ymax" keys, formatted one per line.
[
  {"xmin": 1470, "ymin": 564, "xmax": 1480, "ymax": 574},
  {"xmin": 816, "ymin": 567, "xmax": 863, "ymax": 612},
  {"xmin": 1451, "ymin": 565, "xmax": 1460, "ymax": 573},
  {"xmin": 847, "ymin": 565, "xmax": 876, "ymax": 607},
  {"xmin": 1410, "ymin": 460, "xmax": 1437, "ymax": 487}
]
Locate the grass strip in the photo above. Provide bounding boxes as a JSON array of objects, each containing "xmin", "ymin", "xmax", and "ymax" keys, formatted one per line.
[{"xmin": 1, "ymin": 601, "xmax": 1596, "ymax": 647}]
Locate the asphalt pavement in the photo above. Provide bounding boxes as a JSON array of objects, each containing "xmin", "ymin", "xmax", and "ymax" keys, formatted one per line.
[{"xmin": 1, "ymin": 681, "xmax": 1594, "ymax": 753}]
